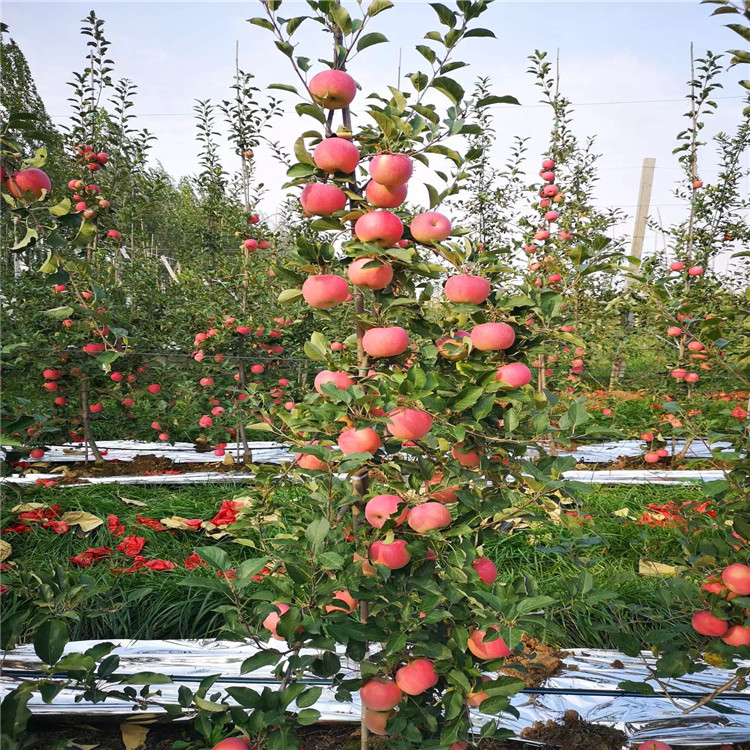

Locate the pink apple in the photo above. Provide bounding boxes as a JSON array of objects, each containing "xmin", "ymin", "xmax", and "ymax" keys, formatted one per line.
[
  {"xmin": 6, "ymin": 168, "xmax": 51, "ymax": 200},
  {"xmin": 534, "ymin": 229, "xmax": 550, "ymax": 241},
  {"xmin": 644, "ymin": 452, "xmax": 660, "ymax": 464},
  {"xmin": 722, "ymin": 625, "xmax": 750, "ymax": 646},
  {"xmin": 685, "ymin": 372, "xmax": 699, "ymax": 383},
  {"xmin": 369, "ymin": 539, "xmax": 410, "ymax": 569},
  {"xmin": 43, "ymin": 382, "xmax": 59, "ymax": 391},
  {"xmin": 410, "ymin": 212, "xmax": 451, "ymax": 243},
  {"xmin": 473, "ymin": 557, "xmax": 498, "ymax": 584},
  {"xmin": 452, "ymin": 443, "xmax": 480, "ymax": 467},
  {"xmin": 369, "ymin": 154, "xmax": 412, "ymax": 185},
  {"xmin": 355, "ymin": 210, "xmax": 403, "ymax": 247},
  {"xmin": 337, "ymin": 427, "xmax": 381, "ymax": 455},
  {"xmin": 199, "ymin": 415, "xmax": 213, "ymax": 428},
  {"xmin": 347, "ymin": 257, "xmax": 394, "ymax": 290},
  {"xmin": 667, "ymin": 327, "xmax": 682, "ymax": 336},
  {"xmin": 243, "ymin": 239, "xmax": 258, "ymax": 251},
  {"xmin": 295, "ymin": 447, "xmax": 329, "ymax": 471},
  {"xmin": 688, "ymin": 266, "xmax": 704, "ymax": 276},
  {"xmin": 444, "ymin": 275, "xmax": 490, "ymax": 305},
  {"xmin": 722, "ymin": 563, "xmax": 750, "ymax": 595},
  {"xmin": 365, "ymin": 180, "xmax": 407, "ymax": 208},
  {"xmin": 691, "ymin": 611, "xmax": 728, "ymax": 636},
  {"xmin": 314, "ymin": 370, "xmax": 355, "ymax": 394},
  {"xmin": 300, "ymin": 182, "xmax": 347, "ymax": 216},
  {"xmin": 309, "ymin": 69, "xmax": 357, "ymax": 109},
  {"xmin": 386, "ymin": 408, "xmax": 432, "ymax": 440},
  {"xmin": 540, "ymin": 170, "xmax": 555, "ymax": 182},
  {"xmin": 407, "ymin": 502, "xmax": 451, "ymax": 532},
  {"xmin": 360, "ymin": 678, "xmax": 403, "ymax": 711},
  {"xmin": 365, "ymin": 494, "xmax": 407, "ymax": 528},
  {"xmin": 363, "ymin": 326, "xmax": 409, "ymax": 357},
  {"xmin": 263, "ymin": 602, "xmax": 291, "ymax": 640},
  {"xmin": 542, "ymin": 184, "xmax": 559, "ymax": 197},
  {"xmin": 541, "ymin": 158, "xmax": 555, "ymax": 170},
  {"xmin": 313, "ymin": 137, "xmax": 360, "ymax": 173},
  {"xmin": 89, "ymin": 403, "xmax": 103, "ymax": 413},
  {"xmin": 468, "ymin": 627, "xmax": 511, "ymax": 659},
  {"xmin": 495, "ymin": 362, "xmax": 532, "ymax": 388},
  {"xmin": 211, "ymin": 738, "xmax": 253, "ymax": 750},
  {"xmin": 325, "ymin": 588, "xmax": 357, "ymax": 613},
  {"xmin": 544, "ymin": 210, "xmax": 559, "ymax": 222},
  {"xmin": 43, "ymin": 369, "xmax": 63, "ymax": 380},
  {"xmin": 424, "ymin": 475, "xmax": 459, "ymax": 504},
  {"xmin": 364, "ymin": 709, "xmax": 392, "ymax": 736},
  {"xmin": 302, "ymin": 274, "xmax": 349, "ymax": 309},
  {"xmin": 470, "ymin": 322, "xmax": 515, "ymax": 351},
  {"xmin": 637, "ymin": 743, "xmax": 672, "ymax": 750},
  {"xmin": 670, "ymin": 368, "xmax": 687, "ymax": 380},
  {"xmin": 669, "ymin": 261, "xmax": 684, "ymax": 271},
  {"xmin": 687, "ymin": 341, "xmax": 704, "ymax": 351},
  {"xmin": 395, "ymin": 659, "xmax": 438, "ymax": 695}
]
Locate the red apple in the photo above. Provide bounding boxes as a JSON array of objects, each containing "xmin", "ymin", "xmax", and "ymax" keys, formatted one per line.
[
  {"xmin": 644, "ymin": 452, "xmax": 660, "ymax": 464},
  {"xmin": 43, "ymin": 369, "xmax": 63, "ymax": 380},
  {"xmin": 410, "ymin": 212, "xmax": 451, "ymax": 243},
  {"xmin": 473, "ymin": 557, "xmax": 498, "ymax": 584},
  {"xmin": 687, "ymin": 341, "xmax": 704, "ymax": 351},
  {"xmin": 295, "ymin": 446, "xmax": 329, "ymax": 471},
  {"xmin": 444, "ymin": 275, "xmax": 490, "ymax": 305},
  {"xmin": 688, "ymin": 266, "xmax": 704, "ymax": 276},
  {"xmin": 637, "ymin": 743, "xmax": 672, "ymax": 750},
  {"xmin": 347, "ymin": 257, "xmax": 394, "ymax": 290},
  {"xmin": 670, "ymin": 369, "xmax": 687, "ymax": 380},
  {"xmin": 386, "ymin": 408, "xmax": 432, "ymax": 440},
  {"xmin": 360, "ymin": 678, "xmax": 403, "ymax": 711},
  {"xmin": 364, "ymin": 709, "xmax": 392, "ymax": 736},
  {"xmin": 313, "ymin": 137, "xmax": 360, "ymax": 173},
  {"xmin": 363, "ymin": 326, "xmax": 409, "ymax": 358},
  {"xmin": 407, "ymin": 502, "xmax": 451, "ymax": 532},
  {"xmin": 369, "ymin": 539, "xmax": 410, "ymax": 569},
  {"xmin": 470, "ymin": 322, "xmax": 515, "ymax": 351},
  {"xmin": 468, "ymin": 627, "xmax": 511, "ymax": 659},
  {"xmin": 722, "ymin": 563, "xmax": 750, "ymax": 595},
  {"xmin": 452, "ymin": 443, "xmax": 480, "ymax": 467},
  {"xmin": 436, "ymin": 330, "xmax": 471, "ymax": 361},
  {"xmin": 54, "ymin": 396, "xmax": 68, "ymax": 406},
  {"xmin": 325, "ymin": 589, "xmax": 357, "ymax": 613},
  {"xmin": 43, "ymin": 382, "xmax": 59, "ymax": 392},
  {"xmin": 424, "ymin": 475, "xmax": 459, "ymax": 504},
  {"xmin": 314, "ymin": 370, "xmax": 355, "ymax": 394},
  {"xmin": 667, "ymin": 326, "xmax": 682, "ymax": 336},
  {"xmin": 369, "ymin": 153, "xmax": 412, "ymax": 185},
  {"xmin": 495, "ymin": 362, "xmax": 532, "ymax": 388},
  {"xmin": 365, "ymin": 494, "xmax": 407, "ymax": 528},
  {"xmin": 722, "ymin": 625, "xmax": 750, "ymax": 646},
  {"xmin": 395, "ymin": 659, "xmax": 438, "ymax": 695},
  {"xmin": 211, "ymin": 738, "xmax": 253, "ymax": 750},
  {"xmin": 365, "ymin": 180, "xmax": 407, "ymax": 208},
  {"xmin": 669, "ymin": 261, "xmax": 684, "ymax": 271},
  {"xmin": 309, "ymin": 69, "xmax": 357, "ymax": 109},
  {"xmin": 541, "ymin": 158, "xmax": 555, "ymax": 169},
  {"xmin": 355, "ymin": 210, "xmax": 403, "ymax": 247},
  {"xmin": 300, "ymin": 182, "xmax": 347, "ymax": 216},
  {"xmin": 302, "ymin": 274, "xmax": 349, "ymax": 309},
  {"xmin": 29, "ymin": 449, "xmax": 45, "ymax": 459},
  {"xmin": 691, "ymin": 610, "xmax": 728, "ymax": 636},
  {"xmin": 338, "ymin": 427, "xmax": 381, "ymax": 455},
  {"xmin": 6, "ymin": 168, "xmax": 51, "ymax": 200}
]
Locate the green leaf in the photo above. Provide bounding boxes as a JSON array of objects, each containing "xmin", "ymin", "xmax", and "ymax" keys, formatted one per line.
[
  {"xmin": 416, "ymin": 45, "xmax": 437, "ymax": 64},
  {"xmin": 226, "ymin": 686, "xmax": 261, "ymax": 707},
  {"xmin": 248, "ymin": 17, "xmax": 275, "ymax": 31},
  {"xmin": 34, "ymin": 620, "xmax": 67, "ymax": 665},
  {"xmin": 514, "ymin": 595, "xmax": 555, "ymax": 615},
  {"xmin": 194, "ymin": 695, "xmax": 226, "ymax": 712},
  {"xmin": 0, "ymin": 687, "xmax": 32, "ymax": 738},
  {"xmin": 42, "ymin": 306, "xmax": 74, "ymax": 319},
  {"xmin": 275, "ymin": 40, "xmax": 294, "ymax": 57},
  {"xmin": 195, "ymin": 546, "xmax": 231, "ymax": 571},
  {"xmin": 357, "ymin": 32, "xmax": 388, "ymax": 52},
  {"xmin": 430, "ymin": 2, "xmax": 457, "ymax": 26},
  {"xmin": 450, "ymin": 386, "xmax": 484, "ymax": 411},
  {"xmin": 431, "ymin": 76, "xmax": 464, "ymax": 104},
  {"xmin": 618, "ymin": 680, "xmax": 656, "ymax": 695},
  {"xmin": 295, "ymin": 102, "xmax": 326, "ymax": 125},
  {"xmin": 278, "ymin": 288, "xmax": 303, "ymax": 304},
  {"xmin": 48, "ymin": 198, "xmax": 71, "ymax": 216},
  {"xmin": 305, "ymin": 517, "xmax": 330, "ymax": 548},
  {"xmin": 240, "ymin": 649, "xmax": 282, "ymax": 674},
  {"xmin": 53, "ymin": 653, "xmax": 95, "ymax": 672},
  {"xmin": 296, "ymin": 708, "xmax": 320, "ymax": 725},
  {"xmin": 269, "ymin": 83, "xmax": 300, "ymax": 94},
  {"xmin": 304, "ymin": 341, "xmax": 326, "ymax": 362},
  {"xmin": 235, "ymin": 557, "xmax": 270, "ymax": 581},
  {"xmin": 367, "ymin": 0, "xmax": 394, "ymax": 16},
  {"xmin": 11, "ymin": 226, "xmax": 38, "ymax": 251},
  {"xmin": 477, "ymin": 94, "xmax": 520, "ymax": 107},
  {"xmin": 464, "ymin": 28, "xmax": 496, "ymax": 38},
  {"xmin": 296, "ymin": 686, "xmax": 322, "ymax": 708}
]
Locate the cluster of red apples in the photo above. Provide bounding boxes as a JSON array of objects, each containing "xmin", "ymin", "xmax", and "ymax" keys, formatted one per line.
[{"xmin": 692, "ymin": 562, "xmax": 750, "ymax": 647}]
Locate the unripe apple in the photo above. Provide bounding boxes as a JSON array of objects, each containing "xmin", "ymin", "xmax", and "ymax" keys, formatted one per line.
[
  {"xmin": 669, "ymin": 261, "xmax": 684, "ymax": 271},
  {"xmin": 473, "ymin": 557, "xmax": 498, "ymax": 584},
  {"xmin": 468, "ymin": 627, "xmax": 511, "ymax": 659},
  {"xmin": 363, "ymin": 326, "xmax": 409, "ymax": 358},
  {"xmin": 690, "ymin": 610, "xmax": 728, "ymax": 636},
  {"xmin": 365, "ymin": 494, "xmax": 407, "ymax": 528},
  {"xmin": 410, "ymin": 212, "xmax": 451, "ymax": 243},
  {"xmin": 314, "ymin": 369, "xmax": 354, "ymax": 394},
  {"xmin": 369, "ymin": 153, "xmax": 412, "ymax": 185},
  {"xmin": 302, "ymin": 274, "xmax": 349, "ymax": 309},
  {"xmin": 347, "ymin": 257, "xmax": 394, "ymax": 290},
  {"xmin": 6, "ymin": 168, "xmax": 52, "ymax": 201},
  {"xmin": 470, "ymin": 322, "xmax": 515, "ymax": 351},
  {"xmin": 355, "ymin": 210, "xmax": 404, "ymax": 247},
  {"xmin": 365, "ymin": 180, "xmax": 407, "ymax": 208},
  {"xmin": 263, "ymin": 602, "xmax": 291, "ymax": 640},
  {"xmin": 444, "ymin": 275, "xmax": 490, "ymax": 305},
  {"xmin": 325, "ymin": 588, "xmax": 357, "ymax": 613},
  {"xmin": 309, "ymin": 69, "xmax": 357, "ymax": 109},
  {"xmin": 360, "ymin": 678, "xmax": 403, "ymax": 711},
  {"xmin": 407, "ymin": 502, "xmax": 451, "ymax": 532},
  {"xmin": 338, "ymin": 427, "xmax": 381, "ymax": 455},
  {"xmin": 386, "ymin": 408, "xmax": 432, "ymax": 440},
  {"xmin": 495, "ymin": 362, "xmax": 532, "ymax": 388},
  {"xmin": 300, "ymin": 182, "xmax": 347, "ymax": 216},
  {"xmin": 722, "ymin": 563, "xmax": 750, "ymax": 594},
  {"xmin": 395, "ymin": 659, "xmax": 438, "ymax": 695},
  {"xmin": 313, "ymin": 137, "xmax": 360, "ymax": 173},
  {"xmin": 369, "ymin": 539, "xmax": 410, "ymax": 569}
]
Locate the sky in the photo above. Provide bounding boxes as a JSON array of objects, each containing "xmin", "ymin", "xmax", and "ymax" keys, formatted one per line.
[{"xmin": 4, "ymin": 1, "xmax": 749, "ymax": 268}]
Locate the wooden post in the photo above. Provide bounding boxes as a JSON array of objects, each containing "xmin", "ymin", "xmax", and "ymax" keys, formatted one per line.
[
  {"xmin": 160, "ymin": 255, "xmax": 180, "ymax": 283},
  {"xmin": 80, "ymin": 377, "xmax": 104, "ymax": 465},
  {"xmin": 609, "ymin": 157, "xmax": 656, "ymax": 388}
]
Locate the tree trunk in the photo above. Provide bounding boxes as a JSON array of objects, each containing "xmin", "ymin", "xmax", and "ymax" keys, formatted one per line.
[{"xmin": 80, "ymin": 376, "xmax": 104, "ymax": 465}]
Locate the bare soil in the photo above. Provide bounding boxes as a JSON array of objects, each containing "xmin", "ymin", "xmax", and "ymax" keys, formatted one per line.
[
  {"xmin": 499, "ymin": 635, "xmax": 566, "ymax": 688},
  {"xmin": 520, "ymin": 710, "xmax": 627, "ymax": 750}
]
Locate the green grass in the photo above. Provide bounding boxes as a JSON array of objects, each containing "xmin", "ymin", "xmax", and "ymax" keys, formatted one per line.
[{"xmin": 2, "ymin": 483, "xmax": 706, "ymax": 649}]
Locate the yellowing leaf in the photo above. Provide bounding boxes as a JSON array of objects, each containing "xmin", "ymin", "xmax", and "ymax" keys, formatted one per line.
[
  {"xmin": 0, "ymin": 539, "xmax": 11, "ymax": 562},
  {"xmin": 119, "ymin": 496, "xmax": 147, "ymax": 507},
  {"xmin": 120, "ymin": 723, "xmax": 149, "ymax": 750},
  {"xmin": 638, "ymin": 559, "xmax": 679, "ymax": 578},
  {"xmin": 59, "ymin": 511, "xmax": 103, "ymax": 532},
  {"xmin": 613, "ymin": 507, "xmax": 631, "ymax": 518},
  {"xmin": 160, "ymin": 516, "xmax": 202, "ymax": 531},
  {"xmin": 12, "ymin": 503, "xmax": 45, "ymax": 513}
]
